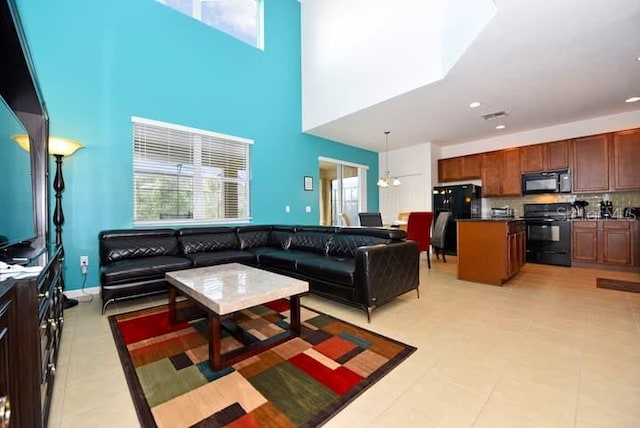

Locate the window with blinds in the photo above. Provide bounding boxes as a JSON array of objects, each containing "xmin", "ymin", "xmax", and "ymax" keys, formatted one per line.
[{"xmin": 132, "ymin": 117, "xmax": 252, "ymax": 225}]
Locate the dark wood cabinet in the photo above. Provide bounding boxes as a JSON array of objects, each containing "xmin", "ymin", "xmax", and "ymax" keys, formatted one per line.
[
  {"xmin": 546, "ymin": 139, "xmax": 571, "ymax": 170},
  {"xmin": 0, "ymin": 283, "xmax": 16, "ymax": 428},
  {"xmin": 520, "ymin": 144, "xmax": 545, "ymax": 173},
  {"xmin": 438, "ymin": 154, "xmax": 483, "ymax": 182},
  {"xmin": 438, "ymin": 157, "xmax": 462, "ymax": 182},
  {"xmin": 572, "ymin": 220, "xmax": 639, "ymax": 268},
  {"xmin": 481, "ymin": 149, "xmax": 521, "ymax": 196},
  {"xmin": 601, "ymin": 221, "xmax": 632, "ymax": 265},
  {"xmin": 0, "ymin": 247, "xmax": 64, "ymax": 428},
  {"xmin": 572, "ymin": 221, "xmax": 598, "ymax": 262},
  {"xmin": 611, "ymin": 128, "xmax": 640, "ymax": 191},
  {"xmin": 573, "ymin": 134, "xmax": 610, "ymax": 192},
  {"xmin": 521, "ymin": 140, "xmax": 570, "ymax": 173}
]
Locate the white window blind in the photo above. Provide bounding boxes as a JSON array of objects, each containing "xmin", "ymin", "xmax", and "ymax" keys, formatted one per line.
[{"xmin": 132, "ymin": 117, "xmax": 252, "ymax": 225}]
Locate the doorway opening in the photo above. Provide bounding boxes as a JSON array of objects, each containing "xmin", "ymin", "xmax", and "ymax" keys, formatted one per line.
[{"xmin": 319, "ymin": 158, "xmax": 367, "ymax": 226}]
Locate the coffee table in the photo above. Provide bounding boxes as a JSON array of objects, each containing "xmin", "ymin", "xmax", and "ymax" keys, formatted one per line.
[{"xmin": 165, "ymin": 263, "xmax": 309, "ymax": 371}]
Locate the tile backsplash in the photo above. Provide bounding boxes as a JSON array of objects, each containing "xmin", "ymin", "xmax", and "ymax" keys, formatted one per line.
[{"xmin": 483, "ymin": 191, "xmax": 640, "ymax": 218}]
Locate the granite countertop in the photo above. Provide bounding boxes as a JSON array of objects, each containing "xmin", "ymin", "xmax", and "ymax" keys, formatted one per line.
[{"xmin": 456, "ymin": 217, "xmax": 524, "ymax": 222}]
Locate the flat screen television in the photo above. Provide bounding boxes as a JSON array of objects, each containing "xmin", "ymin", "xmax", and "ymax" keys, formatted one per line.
[{"xmin": 0, "ymin": 95, "xmax": 36, "ymax": 250}]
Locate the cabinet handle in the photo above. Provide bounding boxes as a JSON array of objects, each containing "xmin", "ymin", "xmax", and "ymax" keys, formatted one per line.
[
  {"xmin": 38, "ymin": 290, "xmax": 50, "ymax": 299},
  {"xmin": 48, "ymin": 363, "xmax": 56, "ymax": 375},
  {"xmin": 0, "ymin": 396, "xmax": 10, "ymax": 428}
]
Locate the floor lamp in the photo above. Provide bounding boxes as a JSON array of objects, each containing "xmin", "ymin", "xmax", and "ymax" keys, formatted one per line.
[{"xmin": 12, "ymin": 135, "xmax": 85, "ymax": 309}]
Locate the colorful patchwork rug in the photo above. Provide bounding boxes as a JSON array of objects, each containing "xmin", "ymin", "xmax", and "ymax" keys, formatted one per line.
[{"xmin": 108, "ymin": 300, "xmax": 416, "ymax": 427}]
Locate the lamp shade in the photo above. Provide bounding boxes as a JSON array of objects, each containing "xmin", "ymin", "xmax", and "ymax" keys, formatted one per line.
[{"xmin": 11, "ymin": 134, "xmax": 85, "ymax": 157}]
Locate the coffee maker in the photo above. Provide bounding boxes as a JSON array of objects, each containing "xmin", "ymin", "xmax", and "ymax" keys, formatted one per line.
[{"xmin": 600, "ymin": 200, "xmax": 613, "ymax": 219}]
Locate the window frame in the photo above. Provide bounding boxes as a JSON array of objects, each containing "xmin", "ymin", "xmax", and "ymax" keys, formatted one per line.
[{"xmin": 132, "ymin": 116, "xmax": 253, "ymax": 227}]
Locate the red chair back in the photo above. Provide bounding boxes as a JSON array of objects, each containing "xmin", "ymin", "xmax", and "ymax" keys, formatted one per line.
[{"xmin": 406, "ymin": 211, "xmax": 434, "ymax": 252}]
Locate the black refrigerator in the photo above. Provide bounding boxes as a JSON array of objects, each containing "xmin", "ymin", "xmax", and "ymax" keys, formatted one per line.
[{"xmin": 432, "ymin": 184, "xmax": 482, "ymax": 255}]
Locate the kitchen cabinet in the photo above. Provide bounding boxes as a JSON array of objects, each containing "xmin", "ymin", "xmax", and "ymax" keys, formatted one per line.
[
  {"xmin": 481, "ymin": 148, "xmax": 521, "ymax": 196},
  {"xmin": 0, "ymin": 283, "xmax": 16, "ymax": 428},
  {"xmin": 572, "ymin": 221, "xmax": 598, "ymax": 262},
  {"xmin": 457, "ymin": 219, "xmax": 526, "ymax": 286},
  {"xmin": 572, "ymin": 220, "xmax": 639, "ymax": 268},
  {"xmin": 521, "ymin": 140, "xmax": 571, "ymax": 173},
  {"xmin": 611, "ymin": 128, "xmax": 640, "ymax": 190},
  {"xmin": 438, "ymin": 154, "xmax": 483, "ymax": 182},
  {"xmin": 573, "ymin": 134, "xmax": 610, "ymax": 192}
]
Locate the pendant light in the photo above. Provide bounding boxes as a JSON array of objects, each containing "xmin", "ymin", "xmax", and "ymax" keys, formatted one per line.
[{"xmin": 377, "ymin": 131, "xmax": 401, "ymax": 188}]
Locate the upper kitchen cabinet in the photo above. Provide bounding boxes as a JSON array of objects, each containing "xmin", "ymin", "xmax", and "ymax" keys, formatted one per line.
[
  {"xmin": 520, "ymin": 140, "xmax": 570, "ymax": 173},
  {"xmin": 611, "ymin": 128, "xmax": 640, "ymax": 191},
  {"xmin": 438, "ymin": 154, "xmax": 482, "ymax": 182},
  {"xmin": 481, "ymin": 148, "xmax": 521, "ymax": 196},
  {"xmin": 573, "ymin": 134, "xmax": 610, "ymax": 192}
]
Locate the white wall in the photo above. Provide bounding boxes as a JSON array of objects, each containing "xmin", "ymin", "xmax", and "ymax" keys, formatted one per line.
[
  {"xmin": 301, "ymin": 0, "xmax": 496, "ymax": 131},
  {"xmin": 379, "ymin": 143, "xmax": 433, "ymax": 223}
]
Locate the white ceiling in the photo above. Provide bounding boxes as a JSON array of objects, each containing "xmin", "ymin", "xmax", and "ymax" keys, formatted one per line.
[{"xmin": 304, "ymin": 0, "xmax": 640, "ymax": 153}]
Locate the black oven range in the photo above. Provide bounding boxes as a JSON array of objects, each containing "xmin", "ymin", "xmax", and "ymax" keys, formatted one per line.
[{"xmin": 523, "ymin": 202, "xmax": 572, "ymax": 267}]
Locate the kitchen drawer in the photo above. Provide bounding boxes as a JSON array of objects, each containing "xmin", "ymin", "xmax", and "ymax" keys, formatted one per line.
[
  {"xmin": 573, "ymin": 221, "xmax": 597, "ymax": 229},
  {"xmin": 602, "ymin": 221, "xmax": 630, "ymax": 230}
]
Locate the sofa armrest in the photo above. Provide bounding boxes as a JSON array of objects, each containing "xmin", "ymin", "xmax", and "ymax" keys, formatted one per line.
[{"xmin": 355, "ymin": 241, "xmax": 420, "ymax": 308}]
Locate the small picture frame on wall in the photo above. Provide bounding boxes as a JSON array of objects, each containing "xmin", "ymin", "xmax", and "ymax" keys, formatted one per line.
[{"xmin": 304, "ymin": 176, "xmax": 313, "ymax": 191}]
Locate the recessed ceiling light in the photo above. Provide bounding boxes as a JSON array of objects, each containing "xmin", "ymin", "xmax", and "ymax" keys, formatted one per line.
[
  {"xmin": 625, "ymin": 96, "xmax": 640, "ymax": 103},
  {"xmin": 469, "ymin": 101, "xmax": 481, "ymax": 108},
  {"xmin": 495, "ymin": 125, "xmax": 506, "ymax": 130}
]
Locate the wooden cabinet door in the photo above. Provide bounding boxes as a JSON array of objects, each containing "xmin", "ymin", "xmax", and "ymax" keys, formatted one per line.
[
  {"xmin": 461, "ymin": 154, "xmax": 482, "ymax": 179},
  {"xmin": 573, "ymin": 134, "xmax": 609, "ymax": 192},
  {"xmin": 602, "ymin": 222, "xmax": 631, "ymax": 265},
  {"xmin": 545, "ymin": 139, "xmax": 570, "ymax": 170},
  {"xmin": 611, "ymin": 129, "xmax": 640, "ymax": 190},
  {"xmin": 438, "ymin": 157, "xmax": 462, "ymax": 182},
  {"xmin": 572, "ymin": 222, "xmax": 598, "ymax": 262},
  {"xmin": 520, "ymin": 144, "xmax": 545, "ymax": 173},
  {"xmin": 481, "ymin": 151, "xmax": 503, "ymax": 196},
  {"xmin": 501, "ymin": 148, "xmax": 521, "ymax": 196}
]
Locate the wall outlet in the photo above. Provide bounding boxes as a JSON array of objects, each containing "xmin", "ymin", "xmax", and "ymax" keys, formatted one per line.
[
  {"xmin": 305, "ymin": 206, "xmax": 311, "ymax": 213},
  {"xmin": 80, "ymin": 255, "xmax": 89, "ymax": 266},
  {"xmin": 285, "ymin": 205, "xmax": 290, "ymax": 213}
]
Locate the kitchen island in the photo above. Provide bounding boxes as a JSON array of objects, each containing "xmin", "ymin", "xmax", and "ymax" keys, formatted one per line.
[{"xmin": 457, "ymin": 219, "xmax": 526, "ymax": 286}]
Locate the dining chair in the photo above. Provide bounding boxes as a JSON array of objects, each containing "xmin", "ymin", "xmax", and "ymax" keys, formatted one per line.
[
  {"xmin": 406, "ymin": 211, "xmax": 435, "ymax": 268},
  {"xmin": 341, "ymin": 212, "xmax": 352, "ymax": 226},
  {"xmin": 358, "ymin": 212, "xmax": 383, "ymax": 227},
  {"xmin": 431, "ymin": 211, "xmax": 452, "ymax": 263}
]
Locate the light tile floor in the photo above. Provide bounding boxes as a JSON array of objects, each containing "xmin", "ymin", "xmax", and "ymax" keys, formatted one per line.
[{"xmin": 48, "ymin": 257, "xmax": 640, "ymax": 427}]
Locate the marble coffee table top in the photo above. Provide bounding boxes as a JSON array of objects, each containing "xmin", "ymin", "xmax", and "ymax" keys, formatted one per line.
[{"xmin": 166, "ymin": 263, "xmax": 309, "ymax": 315}]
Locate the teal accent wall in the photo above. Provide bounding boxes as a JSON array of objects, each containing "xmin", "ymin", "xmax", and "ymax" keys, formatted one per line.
[{"xmin": 15, "ymin": 0, "xmax": 379, "ymax": 291}]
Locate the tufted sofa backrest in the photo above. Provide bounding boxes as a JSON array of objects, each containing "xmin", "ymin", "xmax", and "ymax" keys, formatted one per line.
[
  {"xmin": 177, "ymin": 227, "xmax": 239, "ymax": 255},
  {"xmin": 327, "ymin": 234, "xmax": 391, "ymax": 258},
  {"xmin": 290, "ymin": 226, "xmax": 337, "ymax": 255},
  {"xmin": 236, "ymin": 225, "xmax": 271, "ymax": 250},
  {"xmin": 99, "ymin": 229, "xmax": 179, "ymax": 263}
]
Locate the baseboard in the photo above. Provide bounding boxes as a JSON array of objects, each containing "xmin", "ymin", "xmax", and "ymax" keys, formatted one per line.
[{"xmin": 65, "ymin": 286, "xmax": 100, "ymax": 297}]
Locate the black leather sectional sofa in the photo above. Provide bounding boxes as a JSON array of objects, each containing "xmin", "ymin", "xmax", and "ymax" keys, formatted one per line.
[{"xmin": 99, "ymin": 225, "xmax": 420, "ymax": 321}]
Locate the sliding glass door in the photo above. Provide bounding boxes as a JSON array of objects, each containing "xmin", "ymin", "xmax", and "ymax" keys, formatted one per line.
[{"xmin": 319, "ymin": 158, "xmax": 367, "ymax": 226}]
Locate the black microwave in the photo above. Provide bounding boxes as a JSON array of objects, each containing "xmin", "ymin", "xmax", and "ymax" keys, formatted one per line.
[{"xmin": 522, "ymin": 170, "xmax": 572, "ymax": 194}]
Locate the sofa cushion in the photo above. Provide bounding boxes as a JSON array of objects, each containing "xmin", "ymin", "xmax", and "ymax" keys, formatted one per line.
[
  {"xmin": 296, "ymin": 256, "xmax": 355, "ymax": 287},
  {"xmin": 100, "ymin": 256, "xmax": 191, "ymax": 285},
  {"xmin": 259, "ymin": 250, "xmax": 316, "ymax": 271},
  {"xmin": 186, "ymin": 250, "xmax": 256, "ymax": 267},
  {"xmin": 327, "ymin": 234, "xmax": 391, "ymax": 258},
  {"xmin": 178, "ymin": 227, "xmax": 239, "ymax": 255},
  {"xmin": 99, "ymin": 229, "xmax": 179, "ymax": 263}
]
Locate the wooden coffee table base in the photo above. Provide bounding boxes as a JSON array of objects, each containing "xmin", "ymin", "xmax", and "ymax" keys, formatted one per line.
[{"xmin": 169, "ymin": 287, "xmax": 302, "ymax": 371}]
